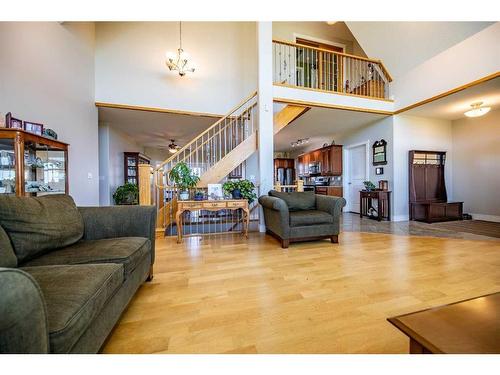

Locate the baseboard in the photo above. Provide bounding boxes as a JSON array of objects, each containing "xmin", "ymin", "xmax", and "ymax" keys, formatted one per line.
[
  {"xmin": 470, "ymin": 214, "xmax": 500, "ymax": 223},
  {"xmin": 392, "ymin": 215, "xmax": 409, "ymax": 222}
]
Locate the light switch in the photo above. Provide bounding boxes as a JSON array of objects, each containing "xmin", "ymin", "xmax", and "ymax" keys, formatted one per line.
[{"xmin": 87, "ymin": 173, "xmax": 93, "ymax": 180}]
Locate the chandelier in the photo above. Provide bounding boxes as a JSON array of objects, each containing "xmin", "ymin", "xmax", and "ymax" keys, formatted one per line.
[{"xmin": 165, "ymin": 22, "xmax": 195, "ymax": 77}]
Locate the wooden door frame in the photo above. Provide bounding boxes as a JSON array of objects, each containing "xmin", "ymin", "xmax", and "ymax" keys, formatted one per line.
[
  {"xmin": 343, "ymin": 141, "xmax": 370, "ymax": 213},
  {"xmin": 293, "ymin": 33, "xmax": 346, "ymax": 52}
]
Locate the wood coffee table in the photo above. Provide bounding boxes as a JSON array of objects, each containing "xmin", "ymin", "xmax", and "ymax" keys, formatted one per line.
[{"xmin": 388, "ymin": 292, "xmax": 500, "ymax": 354}]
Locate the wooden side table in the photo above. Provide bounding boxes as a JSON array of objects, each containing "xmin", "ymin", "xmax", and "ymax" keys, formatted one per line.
[
  {"xmin": 175, "ymin": 199, "xmax": 250, "ymax": 243},
  {"xmin": 360, "ymin": 190, "xmax": 391, "ymax": 221}
]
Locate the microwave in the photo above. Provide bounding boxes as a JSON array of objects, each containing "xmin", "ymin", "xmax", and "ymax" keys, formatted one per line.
[{"xmin": 308, "ymin": 162, "xmax": 321, "ymax": 175}]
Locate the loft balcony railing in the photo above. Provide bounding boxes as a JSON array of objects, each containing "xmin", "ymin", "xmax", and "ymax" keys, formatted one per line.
[{"xmin": 272, "ymin": 39, "xmax": 393, "ymax": 100}]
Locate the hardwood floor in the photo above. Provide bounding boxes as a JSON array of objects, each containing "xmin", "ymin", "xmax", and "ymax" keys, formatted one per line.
[{"xmin": 102, "ymin": 232, "xmax": 500, "ymax": 354}]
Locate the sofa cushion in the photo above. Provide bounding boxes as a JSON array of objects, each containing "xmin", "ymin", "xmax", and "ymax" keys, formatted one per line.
[
  {"xmin": 268, "ymin": 190, "xmax": 316, "ymax": 211},
  {"xmin": 22, "ymin": 237, "xmax": 150, "ymax": 279},
  {"xmin": 289, "ymin": 210, "xmax": 333, "ymax": 227},
  {"xmin": 0, "ymin": 225, "xmax": 17, "ymax": 268},
  {"xmin": 20, "ymin": 264, "xmax": 123, "ymax": 354},
  {"xmin": 0, "ymin": 195, "xmax": 84, "ymax": 263}
]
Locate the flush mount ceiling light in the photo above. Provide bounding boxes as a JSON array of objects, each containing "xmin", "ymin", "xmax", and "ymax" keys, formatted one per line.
[
  {"xmin": 291, "ymin": 138, "xmax": 310, "ymax": 147},
  {"xmin": 464, "ymin": 101, "xmax": 491, "ymax": 118},
  {"xmin": 165, "ymin": 21, "xmax": 195, "ymax": 77},
  {"xmin": 168, "ymin": 139, "xmax": 180, "ymax": 154}
]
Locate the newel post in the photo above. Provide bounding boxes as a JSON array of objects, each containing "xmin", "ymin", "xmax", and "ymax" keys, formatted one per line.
[{"xmin": 138, "ymin": 164, "xmax": 152, "ymax": 205}]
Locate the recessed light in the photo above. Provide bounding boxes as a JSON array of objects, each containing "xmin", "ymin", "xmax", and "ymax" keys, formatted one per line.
[{"xmin": 464, "ymin": 102, "xmax": 491, "ymax": 118}]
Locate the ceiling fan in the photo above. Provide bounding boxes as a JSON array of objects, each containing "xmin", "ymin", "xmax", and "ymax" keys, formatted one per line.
[{"xmin": 168, "ymin": 139, "xmax": 181, "ymax": 154}]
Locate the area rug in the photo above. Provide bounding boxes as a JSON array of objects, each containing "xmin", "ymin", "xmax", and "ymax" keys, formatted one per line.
[{"xmin": 432, "ymin": 220, "xmax": 500, "ymax": 239}]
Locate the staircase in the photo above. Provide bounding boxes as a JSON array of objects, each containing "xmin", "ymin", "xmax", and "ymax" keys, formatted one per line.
[{"xmin": 153, "ymin": 92, "xmax": 258, "ymax": 231}]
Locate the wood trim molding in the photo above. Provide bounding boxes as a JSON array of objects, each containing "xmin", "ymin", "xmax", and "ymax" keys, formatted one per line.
[
  {"xmin": 394, "ymin": 72, "xmax": 500, "ymax": 114},
  {"xmin": 95, "ymin": 101, "xmax": 223, "ymax": 119},
  {"xmin": 274, "ymin": 83, "xmax": 394, "ymax": 103},
  {"xmin": 273, "ymin": 97, "xmax": 393, "ymax": 116}
]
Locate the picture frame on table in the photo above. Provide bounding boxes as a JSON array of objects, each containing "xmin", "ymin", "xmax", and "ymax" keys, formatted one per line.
[
  {"xmin": 207, "ymin": 183, "xmax": 223, "ymax": 200},
  {"xmin": 5, "ymin": 112, "xmax": 23, "ymax": 129},
  {"xmin": 24, "ymin": 121, "xmax": 44, "ymax": 136}
]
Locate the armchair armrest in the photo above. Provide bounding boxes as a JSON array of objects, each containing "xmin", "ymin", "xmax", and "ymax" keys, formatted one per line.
[
  {"xmin": 0, "ymin": 268, "xmax": 49, "ymax": 353},
  {"xmin": 316, "ymin": 195, "xmax": 346, "ymax": 216},
  {"xmin": 258, "ymin": 195, "xmax": 290, "ymax": 239},
  {"xmin": 78, "ymin": 205, "xmax": 157, "ymax": 265}
]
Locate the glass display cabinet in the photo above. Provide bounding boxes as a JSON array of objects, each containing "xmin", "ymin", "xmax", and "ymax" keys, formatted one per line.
[
  {"xmin": 124, "ymin": 152, "xmax": 150, "ymax": 186},
  {"xmin": 0, "ymin": 129, "xmax": 69, "ymax": 196}
]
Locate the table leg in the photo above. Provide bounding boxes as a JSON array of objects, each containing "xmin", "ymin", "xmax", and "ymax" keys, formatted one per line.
[
  {"xmin": 176, "ymin": 210, "xmax": 183, "ymax": 244},
  {"xmin": 243, "ymin": 207, "xmax": 250, "ymax": 238}
]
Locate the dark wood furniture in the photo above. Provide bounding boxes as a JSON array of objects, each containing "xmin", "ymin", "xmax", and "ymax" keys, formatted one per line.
[
  {"xmin": 315, "ymin": 186, "xmax": 343, "ymax": 197},
  {"xmin": 409, "ymin": 150, "xmax": 463, "ymax": 223},
  {"xmin": 0, "ymin": 128, "xmax": 69, "ymax": 197},
  {"xmin": 360, "ymin": 190, "xmax": 391, "ymax": 221},
  {"xmin": 297, "ymin": 145, "xmax": 342, "ymax": 177},
  {"xmin": 388, "ymin": 292, "xmax": 500, "ymax": 354},
  {"xmin": 124, "ymin": 152, "xmax": 151, "ymax": 186}
]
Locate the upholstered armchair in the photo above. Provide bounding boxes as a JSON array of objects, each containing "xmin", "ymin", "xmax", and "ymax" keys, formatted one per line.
[{"xmin": 259, "ymin": 190, "xmax": 346, "ymax": 248}]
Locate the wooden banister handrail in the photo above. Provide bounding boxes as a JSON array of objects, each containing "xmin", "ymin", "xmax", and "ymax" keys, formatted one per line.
[
  {"xmin": 272, "ymin": 39, "xmax": 392, "ymax": 82},
  {"xmin": 155, "ymin": 91, "xmax": 258, "ymax": 171}
]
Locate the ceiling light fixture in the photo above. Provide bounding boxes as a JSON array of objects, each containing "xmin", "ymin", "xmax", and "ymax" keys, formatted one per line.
[
  {"xmin": 464, "ymin": 101, "xmax": 491, "ymax": 118},
  {"xmin": 168, "ymin": 139, "xmax": 180, "ymax": 154},
  {"xmin": 291, "ymin": 138, "xmax": 310, "ymax": 147},
  {"xmin": 165, "ymin": 21, "xmax": 195, "ymax": 77}
]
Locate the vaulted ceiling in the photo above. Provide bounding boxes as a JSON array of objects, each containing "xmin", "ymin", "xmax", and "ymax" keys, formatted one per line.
[{"xmin": 345, "ymin": 22, "xmax": 495, "ymax": 79}]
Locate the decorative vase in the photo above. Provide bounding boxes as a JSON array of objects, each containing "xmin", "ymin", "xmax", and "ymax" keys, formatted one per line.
[
  {"xmin": 179, "ymin": 191, "xmax": 190, "ymax": 200},
  {"xmin": 231, "ymin": 189, "xmax": 242, "ymax": 199}
]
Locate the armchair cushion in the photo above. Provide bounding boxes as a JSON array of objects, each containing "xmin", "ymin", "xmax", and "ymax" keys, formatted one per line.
[
  {"xmin": 0, "ymin": 195, "xmax": 84, "ymax": 263},
  {"xmin": 22, "ymin": 237, "xmax": 150, "ymax": 280},
  {"xmin": 21, "ymin": 264, "xmax": 123, "ymax": 354},
  {"xmin": 289, "ymin": 210, "xmax": 333, "ymax": 227},
  {"xmin": 268, "ymin": 190, "xmax": 316, "ymax": 211}
]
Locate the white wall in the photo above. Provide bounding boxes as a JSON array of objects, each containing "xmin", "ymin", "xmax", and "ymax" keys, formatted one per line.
[
  {"xmin": 0, "ymin": 22, "xmax": 99, "ymax": 205},
  {"xmin": 452, "ymin": 109, "xmax": 500, "ymax": 220},
  {"xmin": 273, "ymin": 22, "xmax": 366, "ymax": 56},
  {"xmin": 393, "ymin": 115, "xmax": 453, "ymax": 221},
  {"xmin": 393, "ymin": 23, "xmax": 500, "ymax": 110},
  {"xmin": 95, "ymin": 22, "xmax": 257, "ymax": 115},
  {"xmin": 98, "ymin": 123, "xmax": 144, "ymax": 205},
  {"xmin": 338, "ymin": 116, "xmax": 394, "ymax": 199}
]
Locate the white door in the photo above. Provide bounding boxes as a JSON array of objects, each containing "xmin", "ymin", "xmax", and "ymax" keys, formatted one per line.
[{"xmin": 347, "ymin": 144, "xmax": 367, "ymax": 213}]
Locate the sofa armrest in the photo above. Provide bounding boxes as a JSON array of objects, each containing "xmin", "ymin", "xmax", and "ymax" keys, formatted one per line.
[
  {"xmin": 78, "ymin": 206, "xmax": 157, "ymax": 265},
  {"xmin": 316, "ymin": 195, "xmax": 346, "ymax": 219},
  {"xmin": 258, "ymin": 195, "xmax": 290, "ymax": 238},
  {"xmin": 0, "ymin": 268, "xmax": 49, "ymax": 353}
]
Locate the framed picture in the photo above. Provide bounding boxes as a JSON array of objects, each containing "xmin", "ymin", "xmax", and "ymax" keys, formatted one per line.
[
  {"xmin": 372, "ymin": 139, "xmax": 387, "ymax": 165},
  {"xmin": 375, "ymin": 167, "xmax": 384, "ymax": 175},
  {"xmin": 24, "ymin": 121, "xmax": 44, "ymax": 136},
  {"xmin": 207, "ymin": 183, "xmax": 223, "ymax": 199},
  {"xmin": 5, "ymin": 112, "xmax": 23, "ymax": 129}
]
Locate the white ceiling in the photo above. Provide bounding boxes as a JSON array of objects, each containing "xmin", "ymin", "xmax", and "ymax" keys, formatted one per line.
[
  {"xmin": 405, "ymin": 77, "xmax": 500, "ymax": 120},
  {"xmin": 346, "ymin": 22, "xmax": 494, "ymax": 79},
  {"xmin": 274, "ymin": 106, "xmax": 386, "ymax": 152},
  {"xmin": 98, "ymin": 107, "xmax": 217, "ymax": 149}
]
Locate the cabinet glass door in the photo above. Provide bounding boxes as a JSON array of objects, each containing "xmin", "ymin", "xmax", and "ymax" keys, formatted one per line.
[
  {"xmin": 0, "ymin": 139, "xmax": 16, "ymax": 194},
  {"xmin": 24, "ymin": 141, "xmax": 66, "ymax": 196}
]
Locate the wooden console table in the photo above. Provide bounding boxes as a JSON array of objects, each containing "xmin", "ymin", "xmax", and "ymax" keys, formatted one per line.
[
  {"xmin": 175, "ymin": 199, "xmax": 250, "ymax": 243},
  {"xmin": 360, "ymin": 190, "xmax": 391, "ymax": 221},
  {"xmin": 388, "ymin": 292, "xmax": 500, "ymax": 353}
]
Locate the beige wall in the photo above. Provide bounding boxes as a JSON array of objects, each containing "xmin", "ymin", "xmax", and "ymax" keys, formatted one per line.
[
  {"xmin": 452, "ymin": 109, "xmax": 500, "ymax": 219},
  {"xmin": 0, "ymin": 22, "xmax": 99, "ymax": 205},
  {"xmin": 95, "ymin": 22, "xmax": 257, "ymax": 115},
  {"xmin": 272, "ymin": 21, "xmax": 366, "ymax": 56}
]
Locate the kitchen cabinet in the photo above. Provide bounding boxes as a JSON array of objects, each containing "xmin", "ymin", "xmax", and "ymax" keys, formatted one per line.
[
  {"xmin": 329, "ymin": 146, "xmax": 343, "ymax": 176},
  {"xmin": 321, "ymin": 148, "xmax": 331, "ymax": 175},
  {"xmin": 315, "ymin": 186, "xmax": 343, "ymax": 197}
]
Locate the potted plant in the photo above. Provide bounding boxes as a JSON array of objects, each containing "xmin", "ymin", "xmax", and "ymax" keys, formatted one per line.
[
  {"xmin": 169, "ymin": 162, "xmax": 200, "ymax": 200},
  {"xmin": 222, "ymin": 179, "xmax": 257, "ymax": 203},
  {"xmin": 113, "ymin": 183, "xmax": 139, "ymax": 205},
  {"xmin": 363, "ymin": 180, "xmax": 377, "ymax": 192}
]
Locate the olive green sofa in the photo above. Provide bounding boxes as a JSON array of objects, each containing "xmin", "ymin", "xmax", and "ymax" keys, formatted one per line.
[
  {"xmin": 259, "ymin": 190, "xmax": 346, "ymax": 248},
  {"xmin": 0, "ymin": 194, "xmax": 156, "ymax": 354}
]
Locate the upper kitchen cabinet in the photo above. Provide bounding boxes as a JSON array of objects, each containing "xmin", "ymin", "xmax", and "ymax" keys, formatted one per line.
[{"xmin": 329, "ymin": 145, "xmax": 343, "ymax": 176}]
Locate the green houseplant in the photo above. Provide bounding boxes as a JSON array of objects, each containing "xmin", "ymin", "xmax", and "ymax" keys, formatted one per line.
[
  {"xmin": 113, "ymin": 183, "xmax": 139, "ymax": 205},
  {"xmin": 222, "ymin": 179, "xmax": 257, "ymax": 203},
  {"xmin": 363, "ymin": 180, "xmax": 377, "ymax": 191},
  {"xmin": 169, "ymin": 162, "xmax": 200, "ymax": 200}
]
